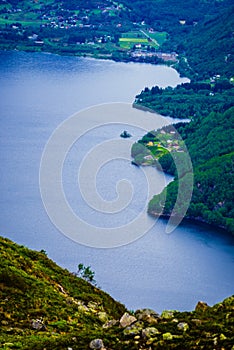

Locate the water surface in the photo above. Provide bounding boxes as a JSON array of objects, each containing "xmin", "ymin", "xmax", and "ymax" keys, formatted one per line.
[{"xmin": 0, "ymin": 51, "xmax": 233, "ymax": 312}]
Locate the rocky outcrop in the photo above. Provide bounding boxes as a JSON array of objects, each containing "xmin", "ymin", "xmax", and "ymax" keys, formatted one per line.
[
  {"xmin": 115, "ymin": 297, "xmax": 234, "ymax": 348},
  {"xmin": 89, "ymin": 339, "xmax": 105, "ymax": 349},
  {"xmin": 120, "ymin": 312, "xmax": 137, "ymax": 327},
  {"xmin": 1, "ymin": 236, "xmax": 234, "ymax": 350}
]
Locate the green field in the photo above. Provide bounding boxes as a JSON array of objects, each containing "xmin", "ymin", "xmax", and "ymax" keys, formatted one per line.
[
  {"xmin": 148, "ymin": 145, "xmax": 169, "ymax": 157},
  {"xmin": 119, "ymin": 34, "xmax": 149, "ymax": 49},
  {"xmin": 119, "ymin": 38, "xmax": 148, "ymax": 42},
  {"xmin": 0, "ymin": 18, "xmax": 45, "ymax": 26},
  {"xmin": 119, "ymin": 30, "xmax": 167, "ymax": 49},
  {"xmin": 147, "ymin": 31, "xmax": 167, "ymax": 46},
  {"xmin": 120, "ymin": 31, "xmax": 145, "ymax": 38}
]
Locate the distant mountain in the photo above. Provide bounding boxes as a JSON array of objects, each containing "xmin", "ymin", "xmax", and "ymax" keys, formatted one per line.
[{"xmin": 1, "ymin": 236, "xmax": 234, "ymax": 349}]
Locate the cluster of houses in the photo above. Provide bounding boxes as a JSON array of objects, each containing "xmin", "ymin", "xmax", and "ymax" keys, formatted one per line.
[
  {"xmin": 2, "ymin": 1, "xmax": 178, "ymax": 62},
  {"xmin": 130, "ymin": 49, "xmax": 178, "ymax": 62},
  {"xmin": 3, "ymin": 1, "xmax": 125, "ymax": 31}
]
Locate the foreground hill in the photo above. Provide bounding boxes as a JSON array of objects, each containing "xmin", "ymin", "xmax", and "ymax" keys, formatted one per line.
[{"xmin": 0, "ymin": 236, "xmax": 234, "ymax": 349}]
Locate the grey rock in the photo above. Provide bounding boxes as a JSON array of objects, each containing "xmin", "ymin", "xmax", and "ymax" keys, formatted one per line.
[
  {"xmin": 142, "ymin": 327, "xmax": 160, "ymax": 339},
  {"xmin": 195, "ymin": 301, "xmax": 209, "ymax": 312},
  {"xmin": 135, "ymin": 308, "xmax": 159, "ymax": 321},
  {"xmin": 123, "ymin": 321, "xmax": 144, "ymax": 336},
  {"xmin": 135, "ymin": 309, "xmax": 159, "ymax": 325},
  {"xmin": 89, "ymin": 339, "xmax": 104, "ymax": 349},
  {"xmin": 103, "ymin": 319, "xmax": 118, "ymax": 329},
  {"xmin": 31, "ymin": 319, "xmax": 46, "ymax": 331},
  {"xmin": 177, "ymin": 322, "xmax": 189, "ymax": 331},
  {"xmin": 120, "ymin": 312, "xmax": 137, "ymax": 328}
]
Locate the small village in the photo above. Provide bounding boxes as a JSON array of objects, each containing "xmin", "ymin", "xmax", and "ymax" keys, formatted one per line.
[
  {"xmin": 0, "ymin": 0, "xmax": 179, "ymax": 62},
  {"xmin": 132, "ymin": 127, "xmax": 185, "ymax": 167}
]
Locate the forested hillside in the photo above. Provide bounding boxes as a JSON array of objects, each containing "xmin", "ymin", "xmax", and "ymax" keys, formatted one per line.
[
  {"xmin": 177, "ymin": 5, "xmax": 234, "ymax": 80},
  {"xmin": 131, "ymin": 3, "xmax": 234, "ymax": 234},
  {"xmin": 146, "ymin": 108, "xmax": 234, "ymax": 233},
  {"xmin": 1, "ymin": 236, "xmax": 234, "ymax": 349},
  {"xmin": 121, "ymin": 0, "xmax": 232, "ymax": 30},
  {"xmin": 134, "ymin": 81, "xmax": 234, "ymax": 119}
]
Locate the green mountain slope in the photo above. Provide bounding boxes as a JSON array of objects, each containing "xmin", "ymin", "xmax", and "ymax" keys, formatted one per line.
[
  {"xmin": 147, "ymin": 107, "xmax": 234, "ymax": 233},
  {"xmin": 0, "ymin": 236, "xmax": 127, "ymax": 349},
  {"xmin": 121, "ymin": 0, "xmax": 232, "ymax": 31},
  {"xmin": 179, "ymin": 6, "xmax": 234, "ymax": 80},
  {"xmin": 132, "ymin": 4, "xmax": 234, "ymax": 234},
  {"xmin": 134, "ymin": 81, "xmax": 234, "ymax": 119},
  {"xmin": 1, "ymin": 236, "xmax": 234, "ymax": 349}
]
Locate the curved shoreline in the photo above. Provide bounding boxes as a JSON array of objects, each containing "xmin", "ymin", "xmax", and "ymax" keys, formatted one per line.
[
  {"xmin": 0, "ymin": 45, "xmax": 169, "ymax": 66},
  {"xmin": 132, "ymin": 102, "xmax": 161, "ymax": 114},
  {"xmin": 148, "ymin": 211, "xmax": 231, "ymax": 236},
  {"xmin": 2, "ymin": 49, "xmax": 230, "ymax": 236}
]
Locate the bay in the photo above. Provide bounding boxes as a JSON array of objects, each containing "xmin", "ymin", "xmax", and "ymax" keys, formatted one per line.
[{"xmin": 0, "ymin": 51, "xmax": 233, "ymax": 312}]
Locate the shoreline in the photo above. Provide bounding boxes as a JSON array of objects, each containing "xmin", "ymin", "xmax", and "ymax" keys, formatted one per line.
[
  {"xmin": 132, "ymin": 102, "xmax": 160, "ymax": 114},
  {"xmin": 2, "ymin": 48, "xmax": 228, "ymax": 236},
  {"xmin": 0, "ymin": 44, "xmax": 173, "ymax": 66},
  {"xmin": 148, "ymin": 211, "xmax": 232, "ymax": 236}
]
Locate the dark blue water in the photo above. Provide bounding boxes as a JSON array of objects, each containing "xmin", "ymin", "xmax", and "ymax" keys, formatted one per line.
[{"xmin": 0, "ymin": 51, "xmax": 233, "ymax": 312}]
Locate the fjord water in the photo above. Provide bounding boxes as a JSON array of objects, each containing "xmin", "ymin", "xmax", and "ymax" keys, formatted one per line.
[{"xmin": 1, "ymin": 51, "xmax": 234, "ymax": 312}]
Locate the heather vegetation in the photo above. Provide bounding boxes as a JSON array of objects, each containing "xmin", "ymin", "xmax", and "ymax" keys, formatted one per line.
[{"xmin": 1, "ymin": 236, "xmax": 234, "ymax": 349}]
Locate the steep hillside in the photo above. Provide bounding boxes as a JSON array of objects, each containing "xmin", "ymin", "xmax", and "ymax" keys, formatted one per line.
[
  {"xmin": 121, "ymin": 0, "xmax": 232, "ymax": 29},
  {"xmin": 132, "ymin": 4, "xmax": 234, "ymax": 234},
  {"xmin": 0, "ymin": 236, "xmax": 127, "ymax": 349},
  {"xmin": 134, "ymin": 81, "xmax": 234, "ymax": 119},
  {"xmin": 147, "ymin": 107, "xmax": 234, "ymax": 234},
  {"xmin": 1, "ymin": 236, "xmax": 234, "ymax": 349},
  {"xmin": 178, "ymin": 6, "xmax": 234, "ymax": 80}
]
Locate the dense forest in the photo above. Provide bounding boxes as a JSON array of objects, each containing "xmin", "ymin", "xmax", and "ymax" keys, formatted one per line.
[
  {"xmin": 1, "ymin": 236, "xmax": 234, "ymax": 349},
  {"xmin": 138, "ymin": 108, "xmax": 234, "ymax": 233},
  {"xmin": 179, "ymin": 5, "xmax": 234, "ymax": 80},
  {"xmin": 135, "ymin": 81, "xmax": 234, "ymax": 119},
  {"xmin": 121, "ymin": 0, "xmax": 232, "ymax": 30},
  {"xmin": 131, "ymin": 2, "xmax": 234, "ymax": 234}
]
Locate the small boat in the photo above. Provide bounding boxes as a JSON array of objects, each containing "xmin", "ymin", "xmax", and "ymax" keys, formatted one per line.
[{"xmin": 120, "ymin": 130, "xmax": 132, "ymax": 138}]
